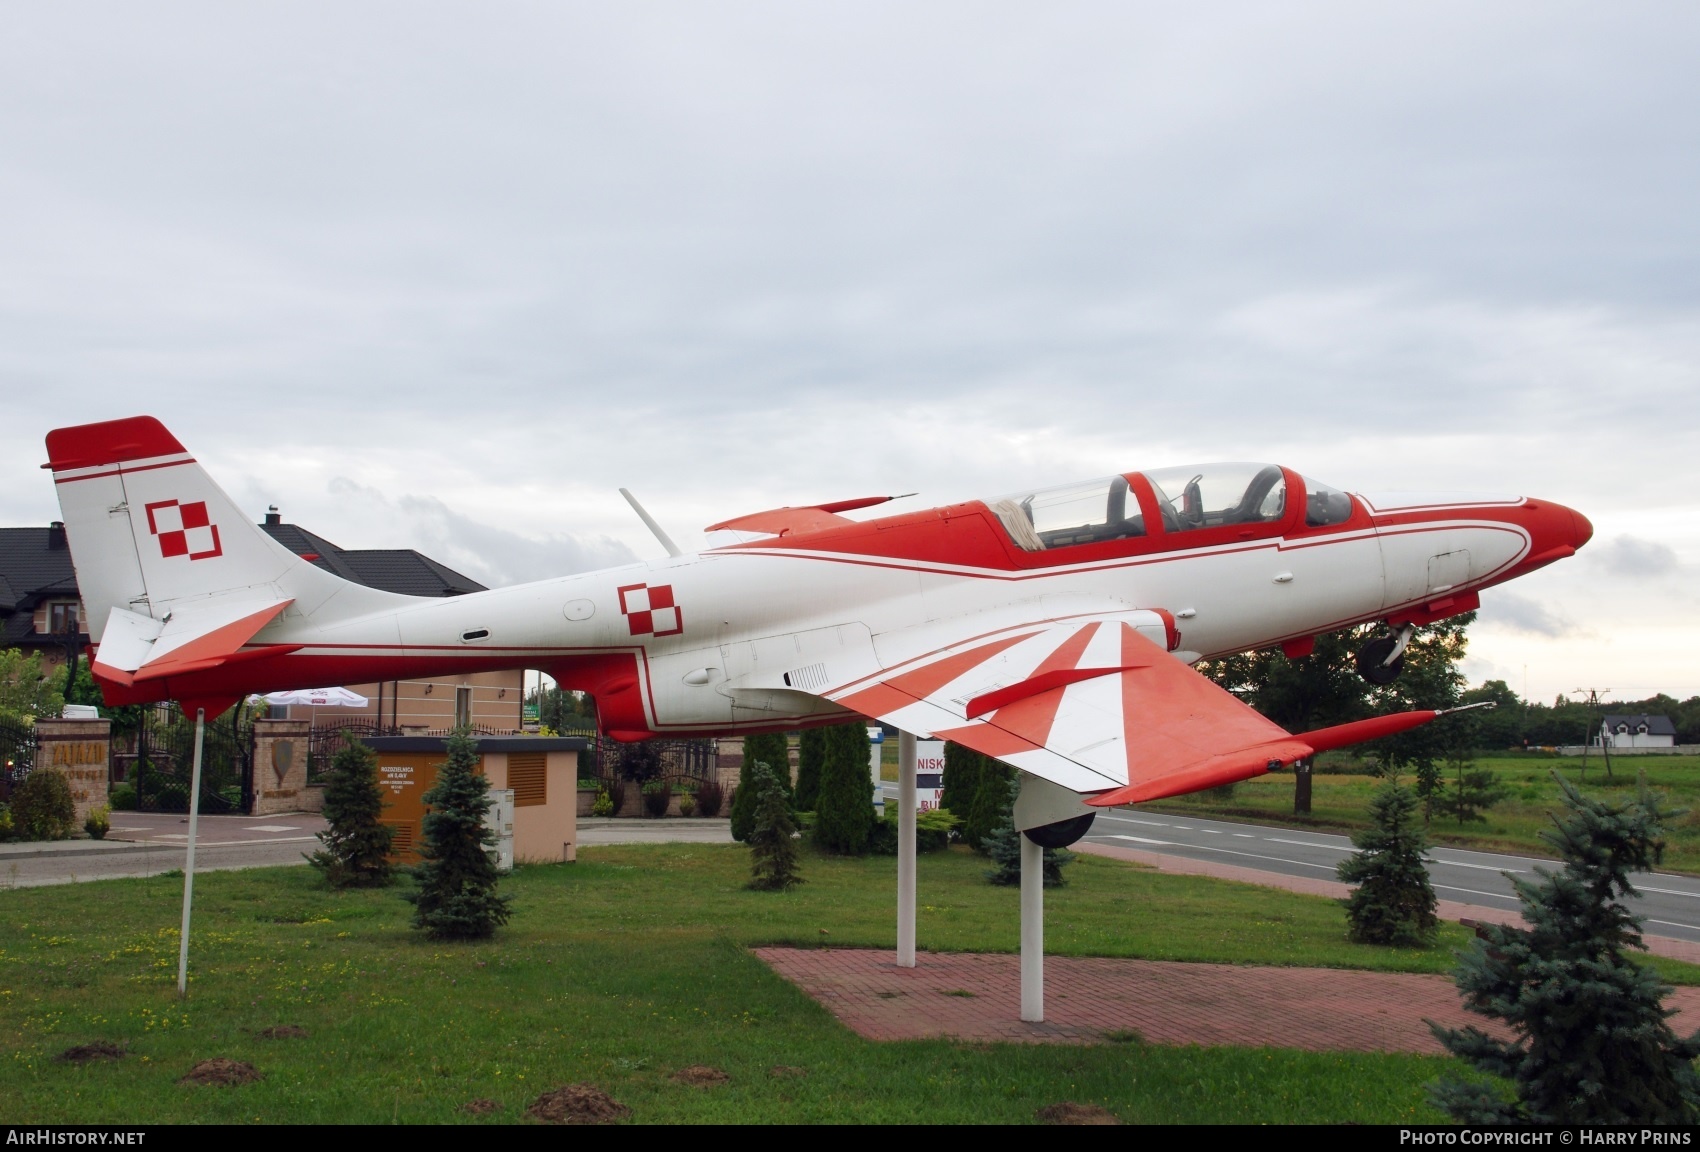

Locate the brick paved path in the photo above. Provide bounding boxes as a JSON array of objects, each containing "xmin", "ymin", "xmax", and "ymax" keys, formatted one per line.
[{"xmin": 755, "ymin": 947, "xmax": 1700, "ymax": 1053}]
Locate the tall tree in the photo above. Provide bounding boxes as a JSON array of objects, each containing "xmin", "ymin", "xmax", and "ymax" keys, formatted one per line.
[
  {"xmin": 410, "ymin": 729, "xmax": 511, "ymax": 941},
  {"xmin": 0, "ymin": 649, "xmax": 65, "ymax": 722},
  {"xmin": 794, "ymin": 727, "xmax": 827, "ymax": 811},
  {"xmin": 307, "ymin": 736, "xmax": 395, "ymax": 889},
  {"xmin": 963, "ymin": 755, "xmax": 1013, "ymax": 852},
  {"xmin": 731, "ymin": 732, "xmax": 790, "ymax": 842},
  {"xmin": 813, "ymin": 722, "xmax": 874, "ymax": 854},
  {"xmin": 1430, "ymin": 775, "xmax": 1700, "ymax": 1124},
  {"xmin": 939, "ymin": 741, "xmax": 984, "ymax": 820},
  {"xmin": 1337, "ymin": 780, "xmax": 1437, "ymax": 946}
]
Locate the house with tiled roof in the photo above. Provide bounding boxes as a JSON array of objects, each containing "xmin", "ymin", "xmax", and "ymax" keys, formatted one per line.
[
  {"xmin": 0, "ymin": 522, "xmax": 89, "ymax": 679},
  {"xmin": 1599, "ymin": 714, "xmax": 1676, "ymax": 749},
  {"xmin": 0, "ymin": 514, "xmax": 522, "ymax": 733}
]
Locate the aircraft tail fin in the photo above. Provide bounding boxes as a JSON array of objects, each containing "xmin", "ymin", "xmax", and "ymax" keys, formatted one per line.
[{"xmin": 45, "ymin": 416, "xmax": 407, "ymax": 657}]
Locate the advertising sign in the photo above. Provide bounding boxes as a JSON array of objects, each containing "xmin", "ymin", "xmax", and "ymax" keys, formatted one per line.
[{"xmin": 916, "ymin": 739, "xmax": 945, "ymax": 812}]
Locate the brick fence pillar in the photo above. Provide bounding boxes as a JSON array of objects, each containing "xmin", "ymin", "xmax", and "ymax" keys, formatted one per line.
[
  {"xmin": 33, "ymin": 718, "xmax": 111, "ymax": 827},
  {"xmin": 252, "ymin": 719, "xmax": 312, "ymax": 815}
]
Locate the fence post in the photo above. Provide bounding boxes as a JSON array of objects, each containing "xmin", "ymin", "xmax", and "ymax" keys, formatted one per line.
[
  {"xmin": 251, "ymin": 719, "xmax": 312, "ymax": 815},
  {"xmin": 32, "ymin": 717, "xmax": 111, "ymax": 828}
]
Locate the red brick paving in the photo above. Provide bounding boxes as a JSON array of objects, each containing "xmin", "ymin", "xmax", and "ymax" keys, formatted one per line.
[
  {"xmin": 753, "ymin": 843, "xmax": 1700, "ymax": 1052},
  {"xmin": 757, "ymin": 946, "xmax": 1700, "ymax": 1052}
]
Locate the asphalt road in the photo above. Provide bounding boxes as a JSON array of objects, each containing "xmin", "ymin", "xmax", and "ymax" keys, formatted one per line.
[
  {"xmin": 0, "ymin": 812, "xmax": 324, "ymax": 889},
  {"xmin": 1082, "ymin": 809, "xmax": 1700, "ymax": 945}
]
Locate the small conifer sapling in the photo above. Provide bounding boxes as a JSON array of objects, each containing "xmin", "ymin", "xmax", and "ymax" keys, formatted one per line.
[
  {"xmin": 1429, "ymin": 774, "xmax": 1700, "ymax": 1124},
  {"xmin": 410, "ymin": 728, "xmax": 511, "ymax": 941},
  {"xmin": 1337, "ymin": 779, "xmax": 1438, "ymax": 946},
  {"xmin": 307, "ymin": 735, "xmax": 394, "ymax": 888},
  {"xmin": 746, "ymin": 761, "xmax": 803, "ymax": 891}
]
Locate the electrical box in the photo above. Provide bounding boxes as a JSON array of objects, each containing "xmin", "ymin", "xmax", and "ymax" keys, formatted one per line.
[{"xmin": 485, "ymin": 788, "xmax": 514, "ymax": 872}]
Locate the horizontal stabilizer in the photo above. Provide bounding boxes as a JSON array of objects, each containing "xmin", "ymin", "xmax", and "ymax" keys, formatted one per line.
[{"xmin": 93, "ymin": 597, "xmax": 293, "ymax": 687}]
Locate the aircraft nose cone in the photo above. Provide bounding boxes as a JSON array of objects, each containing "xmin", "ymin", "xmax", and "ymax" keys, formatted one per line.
[{"xmin": 1570, "ymin": 507, "xmax": 1594, "ymax": 551}]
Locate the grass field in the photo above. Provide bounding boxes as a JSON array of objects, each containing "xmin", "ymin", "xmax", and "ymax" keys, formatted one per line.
[
  {"xmin": 1144, "ymin": 754, "xmax": 1700, "ymax": 872},
  {"xmin": 0, "ymin": 842, "xmax": 1530, "ymax": 1125}
]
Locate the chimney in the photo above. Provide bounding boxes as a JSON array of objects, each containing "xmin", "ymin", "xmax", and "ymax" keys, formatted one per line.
[
  {"xmin": 47, "ymin": 521, "xmax": 66, "ymax": 549},
  {"xmin": 264, "ymin": 505, "xmax": 281, "ymax": 527}
]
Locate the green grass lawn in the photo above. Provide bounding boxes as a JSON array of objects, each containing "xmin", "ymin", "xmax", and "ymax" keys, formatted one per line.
[
  {"xmin": 0, "ymin": 843, "xmax": 1516, "ymax": 1125},
  {"xmin": 1143, "ymin": 754, "xmax": 1700, "ymax": 873}
]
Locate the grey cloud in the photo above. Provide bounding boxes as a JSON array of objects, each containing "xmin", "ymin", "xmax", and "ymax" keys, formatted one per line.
[
  {"xmin": 1595, "ymin": 535, "xmax": 1680, "ymax": 579},
  {"xmin": 1476, "ymin": 590, "xmax": 1575, "ymax": 639},
  {"xmin": 395, "ymin": 495, "xmax": 637, "ymax": 588}
]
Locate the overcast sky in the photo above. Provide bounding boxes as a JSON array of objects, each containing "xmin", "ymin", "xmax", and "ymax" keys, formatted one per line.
[{"xmin": 3, "ymin": 3, "xmax": 1696, "ymax": 704}]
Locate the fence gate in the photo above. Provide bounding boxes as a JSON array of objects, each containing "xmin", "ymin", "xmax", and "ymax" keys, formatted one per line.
[{"xmin": 131, "ymin": 704, "xmax": 255, "ymax": 814}]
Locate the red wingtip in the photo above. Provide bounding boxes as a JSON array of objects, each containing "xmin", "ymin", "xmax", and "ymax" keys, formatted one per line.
[{"xmin": 45, "ymin": 416, "xmax": 187, "ymax": 472}]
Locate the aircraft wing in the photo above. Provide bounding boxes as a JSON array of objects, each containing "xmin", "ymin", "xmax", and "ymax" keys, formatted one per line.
[{"xmin": 827, "ymin": 610, "xmax": 1313, "ymax": 802}]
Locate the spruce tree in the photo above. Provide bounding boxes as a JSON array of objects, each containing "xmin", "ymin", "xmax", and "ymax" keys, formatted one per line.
[
  {"xmin": 939, "ymin": 742, "xmax": 983, "ymax": 822},
  {"xmin": 983, "ymin": 777, "xmax": 1072, "ymax": 887},
  {"xmin": 1337, "ymin": 779, "xmax": 1437, "ymax": 946},
  {"xmin": 307, "ymin": 735, "xmax": 394, "ymax": 888},
  {"xmin": 731, "ymin": 732, "xmax": 789, "ymax": 842},
  {"xmin": 1429, "ymin": 774, "xmax": 1700, "ymax": 1124},
  {"xmin": 814, "ymin": 721, "xmax": 874, "ymax": 854},
  {"xmin": 795, "ymin": 727, "xmax": 826, "ymax": 811},
  {"xmin": 409, "ymin": 728, "xmax": 511, "ymax": 941},
  {"xmin": 963, "ymin": 755, "xmax": 1013, "ymax": 852},
  {"xmin": 746, "ymin": 761, "xmax": 803, "ymax": 891}
]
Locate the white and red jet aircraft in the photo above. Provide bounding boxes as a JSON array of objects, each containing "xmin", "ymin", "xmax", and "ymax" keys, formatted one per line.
[{"xmin": 46, "ymin": 416, "xmax": 1590, "ymax": 839}]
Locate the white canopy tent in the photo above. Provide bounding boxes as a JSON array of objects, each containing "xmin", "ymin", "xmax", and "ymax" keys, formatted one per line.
[{"xmin": 261, "ymin": 687, "xmax": 370, "ymax": 708}]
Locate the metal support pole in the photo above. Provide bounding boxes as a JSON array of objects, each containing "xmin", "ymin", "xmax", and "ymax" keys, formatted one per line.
[
  {"xmin": 177, "ymin": 707, "xmax": 206, "ymax": 998},
  {"xmin": 897, "ymin": 729, "xmax": 917, "ymax": 968},
  {"xmin": 1020, "ymin": 831, "xmax": 1043, "ymax": 1022}
]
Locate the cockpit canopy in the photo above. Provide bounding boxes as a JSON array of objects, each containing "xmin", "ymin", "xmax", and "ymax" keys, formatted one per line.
[{"xmin": 988, "ymin": 464, "xmax": 1354, "ymax": 552}]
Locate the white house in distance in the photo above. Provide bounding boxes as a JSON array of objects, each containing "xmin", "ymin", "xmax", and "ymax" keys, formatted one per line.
[{"xmin": 1599, "ymin": 714, "xmax": 1677, "ymax": 749}]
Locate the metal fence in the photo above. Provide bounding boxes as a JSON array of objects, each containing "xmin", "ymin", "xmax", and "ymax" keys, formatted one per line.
[
  {"xmin": 0, "ymin": 715, "xmax": 37, "ymax": 799},
  {"xmin": 115, "ymin": 703, "xmax": 254, "ymax": 814},
  {"xmin": 587, "ymin": 737, "xmax": 716, "ymax": 786}
]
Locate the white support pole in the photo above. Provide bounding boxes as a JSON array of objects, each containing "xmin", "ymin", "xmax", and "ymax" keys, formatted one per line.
[
  {"xmin": 896, "ymin": 729, "xmax": 917, "ymax": 968},
  {"xmin": 176, "ymin": 707, "xmax": 206, "ymax": 998},
  {"xmin": 1020, "ymin": 831, "xmax": 1043, "ymax": 1022}
]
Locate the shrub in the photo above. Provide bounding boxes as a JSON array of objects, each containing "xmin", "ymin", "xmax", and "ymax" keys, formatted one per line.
[
  {"xmin": 678, "ymin": 794, "xmax": 697, "ymax": 817},
  {"xmin": 814, "ymin": 723, "xmax": 874, "ymax": 854},
  {"xmin": 618, "ymin": 740, "xmax": 664, "ymax": 783},
  {"xmin": 307, "ymin": 736, "xmax": 395, "ymax": 889},
  {"xmin": 147, "ymin": 781, "xmax": 188, "ymax": 814},
  {"xmin": 1429, "ymin": 774, "xmax": 1700, "ymax": 1124},
  {"xmin": 869, "ymin": 806, "xmax": 960, "ymax": 855},
  {"xmin": 605, "ymin": 779, "xmax": 627, "ymax": 816},
  {"xmin": 409, "ymin": 728, "xmax": 511, "ymax": 941},
  {"xmin": 746, "ymin": 762, "xmax": 802, "ymax": 892},
  {"xmin": 591, "ymin": 789, "xmax": 614, "ymax": 818},
  {"xmin": 694, "ymin": 779, "xmax": 724, "ymax": 818},
  {"xmin": 1337, "ymin": 780, "xmax": 1437, "ymax": 946},
  {"xmin": 641, "ymin": 779, "xmax": 672, "ymax": 818},
  {"xmin": 83, "ymin": 804, "xmax": 111, "ymax": 840},
  {"xmin": 0, "ymin": 804, "xmax": 13, "ymax": 840},
  {"xmin": 11, "ymin": 768, "xmax": 75, "ymax": 841},
  {"xmin": 108, "ymin": 784, "xmax": 137, "ymax": 811}
]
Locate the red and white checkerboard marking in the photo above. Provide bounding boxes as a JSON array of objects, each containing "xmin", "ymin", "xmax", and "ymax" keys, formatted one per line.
[
  {"xmin": 618, "ymin": 582, "xmax": 683, "ymax": 637},
  {"xmin": 144, "ymin": 499, "xmax": 223, "ymax": 561}
]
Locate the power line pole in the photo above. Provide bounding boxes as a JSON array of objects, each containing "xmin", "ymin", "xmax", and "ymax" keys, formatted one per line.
[{"xmin": 1576, "ymin": 688, "xmax": 1614, "ymax": 779}]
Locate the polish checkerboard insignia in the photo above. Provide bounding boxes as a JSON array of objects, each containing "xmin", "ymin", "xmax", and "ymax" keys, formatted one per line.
[
  {"xmin": 617, "ymin": 583, "xmax": 683, "ymax": 637},
  {"xmin": 144, "ymin": 499, "xmax": 223, "ymax": 561}
]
